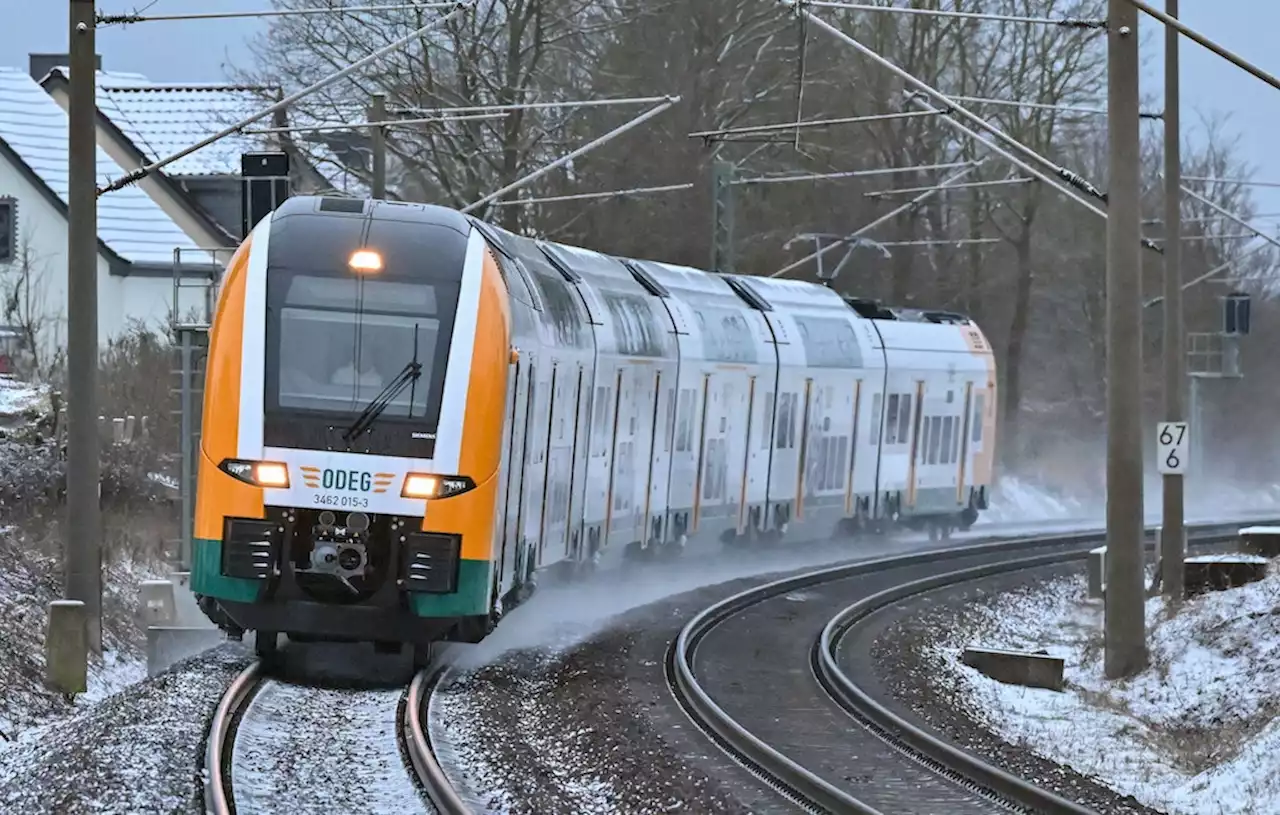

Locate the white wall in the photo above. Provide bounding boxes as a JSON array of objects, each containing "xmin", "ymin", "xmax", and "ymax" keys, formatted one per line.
[{"xmin": 0, "ymin": 155, "xmax": 181, "ymax": 370}]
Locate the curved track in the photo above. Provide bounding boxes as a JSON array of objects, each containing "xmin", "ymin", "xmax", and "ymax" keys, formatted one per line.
[
  {"xmin": 668, "ymin": 519, "xmax": 1270, "ymax": 815},
  {"xmin": 203, "ymin": 661, "xmax": 467, "ymax": 814}
]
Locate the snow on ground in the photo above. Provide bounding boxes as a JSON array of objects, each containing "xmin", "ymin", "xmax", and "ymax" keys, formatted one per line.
[
  {"xmin": 935, "ymin": 563, "xmax": 1280, "ymax": 814},
  {"xmin": 0, "ymin": 644, "xmax": 251, "ymax": 813},
  {"xmin": 231, "ymin": 681, "xmax": 426, "ymax": 815},
  {"xmin": 0, "ymin": 526, "xmax": 162, "ymax": 744},
  {"xmin": 0, "ymin": 377, "xmax": 44, "ymax": 419}
]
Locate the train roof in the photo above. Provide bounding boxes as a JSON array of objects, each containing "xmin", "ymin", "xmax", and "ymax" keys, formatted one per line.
[{"xmin": 269, "ymin": 197, "xmax": 976, "ymax": 326}]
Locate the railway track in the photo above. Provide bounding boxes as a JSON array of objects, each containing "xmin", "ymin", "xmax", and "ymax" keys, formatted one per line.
[
  {"xmin": 203, "ymin": 660, "xmax": 467, "ymax": 814},
  {"xmin": 668, "ymin": 518, "xmax": 1271, "ymax": 815}
]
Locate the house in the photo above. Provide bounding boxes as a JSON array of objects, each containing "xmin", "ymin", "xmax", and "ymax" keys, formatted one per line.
[{"xmin": 0, "ymin": 66, "xmax": 214, "ymax": 371}]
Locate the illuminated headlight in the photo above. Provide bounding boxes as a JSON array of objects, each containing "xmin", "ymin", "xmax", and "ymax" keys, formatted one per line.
[
  {"xmin": 401, "ymin": 473, "xmax": 476, "ymax": 500},
  {"xmin": 348, "ymin": 248, "xmax": 383, "ymax": 273},
  {"xmin": 219, "ymin": 458, "xmax": 290, "ymax": 488}
]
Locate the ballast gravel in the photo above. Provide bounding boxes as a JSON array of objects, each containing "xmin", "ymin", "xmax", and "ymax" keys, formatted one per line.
[
  {"xmin": 431, "ymin": 627, "xmax": 754, "ymax": 815},
  {"xmin": 869, "ymin": 563, "xmax": 1162, "ymax": 815},
  {"xmin": 0, "ymin": 643, "xmax": 252, "ymax": 814}
]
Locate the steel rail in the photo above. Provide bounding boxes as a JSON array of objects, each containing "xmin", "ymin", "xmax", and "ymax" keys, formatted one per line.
[
  {"xmin": 669, "ymin": 517, "xmax": 1274, "ymax": 814},
  {"xmin": 403, "ymin": 666, "xmax": 470, "ymax": 814},
  {"xmin": 814, "ymin": 521, "xmax": 1263, "ymax": 814},
  {"xmin": 203, "ymin": 661, "xmax": 263, "ymax": 815}
]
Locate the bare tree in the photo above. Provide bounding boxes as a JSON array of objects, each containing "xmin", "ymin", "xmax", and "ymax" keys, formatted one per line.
[{"xmin": 0, "ymin": 232, "xmax": 61, "ymax": 380}]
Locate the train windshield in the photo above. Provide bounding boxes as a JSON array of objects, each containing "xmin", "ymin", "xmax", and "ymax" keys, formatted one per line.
[{"xmin": 275, "ymin": 275, "xmax": 439, "ymax": 418}]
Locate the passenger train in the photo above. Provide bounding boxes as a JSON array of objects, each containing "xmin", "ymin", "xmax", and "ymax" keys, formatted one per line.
[{"xmin": 190, "ymin": 195, "xmax": 998, "ymax": 661}]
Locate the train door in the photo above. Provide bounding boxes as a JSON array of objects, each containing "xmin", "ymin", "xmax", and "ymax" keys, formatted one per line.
[
  {"xmin": 905, "ymin": 380, "xmax": 925, "ymax": 509},
  {"xmin": 736, "ymin": 375, "xmax": 758, "ymax": 535},
  {"xmin": 536, "ymin": 365, "xmax": 565, "ymax": 565},
  {"xmin": 500, "ymin": 357, "xmax": 533, "ymax": 592},
  {"xmin": 691, "ymin": 373, "xmax": 713, "ymax": 535},
  {"xmin": 956, "ymin": 382, "xmax": 974, "ymax": 504},
  {"xmin": 563, "ymin": 367, "xmax": 587, "ymax": 558},
  {"xmin": 640, "ymin": 370, "xmax": 665, "ymax": 546},
  {"xmin": 795, "ymin": 379, "xmax": 814, "ymax": 522},
  {"xmin": 517, "ymin": 364, "xmax": 550, "ymax": 575}
]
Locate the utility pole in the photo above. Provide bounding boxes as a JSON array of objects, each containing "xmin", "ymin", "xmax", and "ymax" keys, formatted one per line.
[
  {"xmin": 67, "ymin": 0, "xmax": 102, "ymax": 654},
  {"xmin": 1161, "ymin": 0, "xmax": 1185, "ymax": 604},
  {"xmin": 369, "ymin": 91, "xmax": 386, "ymax": 199},
  {"xmin": 1105, "ymin": 0, "xmax": 1147, "ymax": 678}
]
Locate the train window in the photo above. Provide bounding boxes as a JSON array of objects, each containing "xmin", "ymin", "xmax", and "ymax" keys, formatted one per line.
[
  {"xmin": 941, "ymin": 416, "xmax": 954, "ymax": 465},
  {"xmin": 928, "ymin": 416, "xmax": 943, "ymax": 464},
  {"xmin": 952, "ymin": 417, "xmax": 962, "ymax": 462},
  {"xmin": 885, "ymin": 395, "xmax": 899, "ymax": 444},
  {"xmin": 761, "ymin": 392, "xmax": 774, "ymax": 449},
  {"xmin": 836, "ymin": 436, "xmax": 849, "ymax": 489},
  {"xmin": 664, "ymin": 388, "xmax": 676, "ymax": 453},
  {"xmin": 972, "ymin": 393, "xmax": 985, "ymax": 443},
  {"xmin": 676, "ymin": 389, "xmax": 695, "ymax": 452},
  {"xmin": 919, "ymin": 417, "xmax": 930, "ymax": 463},
  {"xmin": 870, "ymin": 393, "xmax": 882, "ymax": 445},
  {"xmin": 897, "ymin": 394, "xmax": 912, "ymax": 446}
]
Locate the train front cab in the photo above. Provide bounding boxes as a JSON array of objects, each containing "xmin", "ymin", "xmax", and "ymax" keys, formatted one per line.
[{"xmin": 191, "ymin": 197, "xmax": 511, "ymax": 653}]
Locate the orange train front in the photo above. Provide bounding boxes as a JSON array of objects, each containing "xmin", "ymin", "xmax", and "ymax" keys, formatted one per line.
[{"xmin": 191, "ymin": 195, "xmax": 1000, "ymax": 662}]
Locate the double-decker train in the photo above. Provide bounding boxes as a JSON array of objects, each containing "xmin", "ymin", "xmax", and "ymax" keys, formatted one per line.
[{"xmin": 191, "ymin": 196, "xmax": 998, "ymax": 662}]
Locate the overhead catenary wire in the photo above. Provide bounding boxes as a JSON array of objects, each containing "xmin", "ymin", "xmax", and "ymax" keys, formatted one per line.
[
  {"xmin": 779, "ymin": 2, "xmax": 1118, "ymax": 216},
  {"xmin": 96, "ymin": 3, "xmax": 454, "ymax": 25},
  {"xmin": 1126, "ymin": 0, "xmax": 1280, "ymax": 94},
  {"xmin": 486, "ymin": 163, "xmax": 974, "ymax": 207},
  {"xmin": 945, "ymin": 94, "xmax": 1163, "ymax": 120},
  {"xmin": 771, "ymin": 159, "xmax": 987, "ymax": 278},
  {"xmin": 800, "ymin": 1, "xmax": 1107, "ymax": 28},
  {"xmin": 97, "ymin": 2, "xmax": 474, "ymax": 195},
  {"xmin": 461, "ymin": 96, "xmax": 680, "ymax": 213}
]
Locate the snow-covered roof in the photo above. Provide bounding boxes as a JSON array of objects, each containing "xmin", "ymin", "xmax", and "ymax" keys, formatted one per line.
[
  {"xmin": 0, "ymin": 67, "xmax": 201, "ymax": 265},
  {"xmin": 96, "ymin": 79, "xmax": 269, "ymax": 177}
]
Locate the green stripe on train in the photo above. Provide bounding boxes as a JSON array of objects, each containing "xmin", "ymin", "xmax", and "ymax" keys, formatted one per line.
[{"xmin": 190, "ymin": 537, "xmax": 491, "ymax": 616}]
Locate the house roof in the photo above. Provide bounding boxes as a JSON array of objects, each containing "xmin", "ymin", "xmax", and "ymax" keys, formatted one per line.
[
  {"xmin": 96, "ymin": 79, "xmax": 270, "ymax": 177},
  {"xmin": 42, "ymin": 67, "xmax": 359, "ymax": 197},
  {"xmin": 0, "ymin": 67, "xmax": 201, "ymax": 266}
]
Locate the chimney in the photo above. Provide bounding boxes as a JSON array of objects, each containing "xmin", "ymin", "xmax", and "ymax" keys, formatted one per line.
[{"xmin": 29, "ymin": 52, "xmax": 101, "ymax": 82}]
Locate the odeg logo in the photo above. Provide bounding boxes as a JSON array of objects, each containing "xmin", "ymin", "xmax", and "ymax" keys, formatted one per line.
[{"xmin": 323, "ymin": 469, "xmax": 372, "ymax": 491}]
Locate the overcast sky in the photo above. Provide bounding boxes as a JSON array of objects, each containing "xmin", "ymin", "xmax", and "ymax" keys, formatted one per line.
[{"xmin": 3, "ymin": 1, "xmax": 1278, "ymax": 214}]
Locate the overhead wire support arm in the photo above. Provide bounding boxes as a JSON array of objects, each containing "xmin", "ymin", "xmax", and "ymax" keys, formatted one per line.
[
  {"xmin": 96, "ymin": 3, "xmax": 456, "ymax": 26},
  {"xmin": 771, "ymin": 159, "xmax": 988, "ymax": 278},
  {"xmin": 1126, "ymin": 0, "xmax": 1280, "ymax": 93},
  {"xmin": 487, "ymin": 182, "xmax": 695, "ymax": 207},
  {"xmin": 96, "ymin": 1, "xmax": 474, "ymax": 195},
  {"xmin": 735, "ymin": 162, "xmax": 970, "ymax": 185},
  {"xmin": 1144, "ymin": 240, "xmax": 1274, "ymax": 308},
  {"xmin": 688, "ymin": 110, "xmax": 936, "ymax": 141},
  {"xmin": 903, "ymin": 94, "xmax": 1162, "ymax": 254},
  {"xmin": 779, "ymin": 1, "xmax": 1120, "ymax": 216},
  {"xmin": 241, "ymin": 112, "xmax": 507, "ymax": 136},
  {"xmin": 800, "ymin": 0, "xmax": 1108, "ymax": 28},
  {"xmin": 393, "ymin": 96, "xmax": 673, "ymax": 116},
  {"xmin": 1176, "ymin": 181, "xmax": 1280, "ymax": 252},
  {"xmin": 461, "ymin": 96, "xmax": 681, "ymax": 214},
  {"xmin": 863, "ymin": 177, "xmax": 1035, "ymax": 198}
]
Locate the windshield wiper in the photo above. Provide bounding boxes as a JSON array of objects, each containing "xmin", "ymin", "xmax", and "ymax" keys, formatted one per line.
[{"xmin": 342, "ymin": 360, "xmax": 422, "ymax": 442}]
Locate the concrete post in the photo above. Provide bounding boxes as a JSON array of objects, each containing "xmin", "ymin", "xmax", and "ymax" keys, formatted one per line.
[
  {"xmin": 45, "ymin": 600, "xmax": 87, "ymax": 694},
  {"xmin": 1104, "ymin": 0, "xmax": 1148, "ymax": 678}
]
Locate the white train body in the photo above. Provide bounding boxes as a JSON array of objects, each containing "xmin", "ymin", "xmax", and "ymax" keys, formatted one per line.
[{"xmin": 476, "ymin": 219, "xmax": 997, "ymax": 572}]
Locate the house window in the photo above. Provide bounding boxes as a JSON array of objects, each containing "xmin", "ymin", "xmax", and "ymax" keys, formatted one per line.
[{"xmin": 0, "ymin": 198, "xmax": 15, "ymax": 264}]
